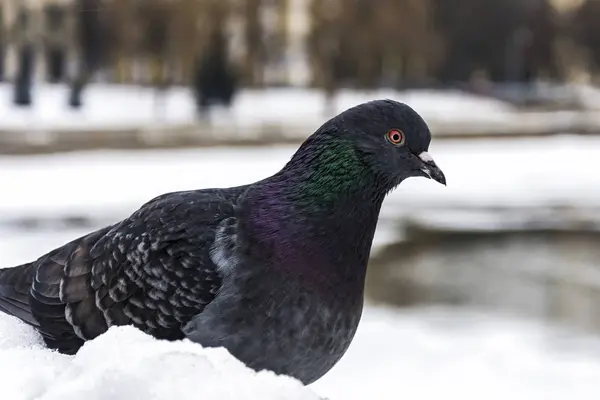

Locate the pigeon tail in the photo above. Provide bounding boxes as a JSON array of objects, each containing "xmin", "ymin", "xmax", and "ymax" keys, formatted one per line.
[{"xmin": 0, "ymin": 262, "xmax": 38, "ymax": 327}]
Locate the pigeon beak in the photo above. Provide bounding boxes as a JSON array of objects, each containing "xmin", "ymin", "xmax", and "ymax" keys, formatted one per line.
[{"xmin": 418, "ymin": 152, "xmax": 446, "ymax": 186}]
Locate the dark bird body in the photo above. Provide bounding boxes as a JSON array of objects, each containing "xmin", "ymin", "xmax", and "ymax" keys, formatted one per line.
[{"xmin": 0, "ymin": 100, "xmax": 445, "ymax": 384}]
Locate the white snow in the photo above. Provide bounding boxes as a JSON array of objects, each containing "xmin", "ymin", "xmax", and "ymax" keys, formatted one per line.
[
  {"xmin": 0, "ymin": 83, "xmax": 514, "ymax": 132},
  {"xmin": 0, "ymin": 316, "xmax": 320, "ymax": 400},
  {"xmin": 1, "ymin": 135, "xmax": 600, "ymax": 225},
  {"xmin": 0, "ymin": 226, "xmax": 99, "ymax": 267},
  {"xmin": 1, "ymin": 302, "xmax": 600, "ymax": 400},
  {"xmin": 314, "ymin": 306, "xmax": 600, "ymax": 400}
]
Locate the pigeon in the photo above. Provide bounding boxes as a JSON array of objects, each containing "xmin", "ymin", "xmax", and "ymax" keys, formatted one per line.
[{"xmin": 0, "ymin": 99, "xmax": 445, "ymax": 384}]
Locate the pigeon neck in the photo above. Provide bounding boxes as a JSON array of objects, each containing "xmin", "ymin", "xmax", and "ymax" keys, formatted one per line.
[
  {"xmin": 279, "ymin": 137, "xmax": 385, "ymax": 216},
  {"xmin": 242, "ymin": 138, "xmax": 386, "ymax": 288}
]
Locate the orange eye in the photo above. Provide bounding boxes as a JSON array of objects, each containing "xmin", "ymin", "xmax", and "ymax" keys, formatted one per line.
[{"xmin": 386, "ymin": 129, "xmax": 405, "ymax": 145}]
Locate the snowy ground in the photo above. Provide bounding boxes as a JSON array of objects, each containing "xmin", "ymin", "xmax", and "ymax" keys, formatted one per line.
[
  {"xmin": 2, "ymin": 296, "xmax": 600, "ymax": 399},
  {"xmin": 1, "ymin": 135, "xmax": 600, "ymax": 243},
  {"xmin": 0, "ymin": 83, "xmax": 516, "ymax": 132},
  {"xmin": 4, "ymin": 84, "xmax": 600, "ymax": 158},
  {"xmin": 0, "ymin": 316, "xmax": 320, "ymax": 400}
]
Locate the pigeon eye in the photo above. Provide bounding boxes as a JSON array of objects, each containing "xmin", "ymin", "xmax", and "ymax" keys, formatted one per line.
[{"xmin": 386, "ymin": 129, "xmax": 405, "ymax": 146}]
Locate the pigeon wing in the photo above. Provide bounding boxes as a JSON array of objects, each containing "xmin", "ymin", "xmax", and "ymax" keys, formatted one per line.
[{"xmin": 26, "ymin": 188, "xmax": 243, "ymax": 353}]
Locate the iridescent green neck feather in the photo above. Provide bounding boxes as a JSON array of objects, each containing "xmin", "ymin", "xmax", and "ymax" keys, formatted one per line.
[
  {"xmin": 300, "ymin": 141, "xmax": 366, "ymax": 203},
  {"xmin": 275, "ymin": 136, "xmax": 380, "ymax": 214}
]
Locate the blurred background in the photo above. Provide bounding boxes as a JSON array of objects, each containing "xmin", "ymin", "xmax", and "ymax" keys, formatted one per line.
[{"xmin": 2, "ymin": 0, "xmax": 600, "ymax": 398}]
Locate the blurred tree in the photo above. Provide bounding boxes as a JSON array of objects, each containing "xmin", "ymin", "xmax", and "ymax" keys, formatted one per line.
[
  {"xmin": 169, "ymin": 0, "xmax": 208, "ymax": 84},
  {"xmin": 13, "ymin": 9, "xmax": 34, "ymax": 107},
  {"xmin": 308, "ymin": 0, "xmax": 344, "ymax": 114},
  {"xmin": 139, "ymin": 0, "xmax": 170, "ymax": 84},
  {"xmin": 529, "ymin": 1, "xmax": 561, "ymax": 80},
  {"xmin": 69, "ymin": 0, "xmax": 106, "ymax": 108},
  {"xmin": 570, "ymin": 0, "xmax": 600, "ymax": 74},
  {"xmin": 348, "ymin": 0, "xmax": 380, "ymax": 89},
  {"xmin": 47, "ymin": 48, "xmax": 66, "ymax": 83},
  {"xmin": 104, "ymin": 0, "xmax": 138, "ymax": 83},
  {"xmin": 309, "ymin": 0, "xmax": 441, "ymax": 105},
  {"xmin": 44, "ymin": 5, "xmax": 68, "ymax": 83},
  {"xmin": 193, "ymin": 29, "xmax": 237, "ymax": 118},
  {"xmin": 13, "ymin": 44, "xmax": 34, "ymax": 107},
  {"xmin": 192, "ymin": 2, "xmax": 237, "ymax": 118},
  {"xmin": 371, "ymin": 0, "xmax": 442, "ymax": 88},
  {"xmin": 0, "ymin": 5, "xmax": 6, "ymax": 82},
  {"xmin": 0, "ymin": 49, "xmax": 4, "ymax": 83},
  {"xmin": 261, "ymin": 0, "xmax": 289, "ymax": 85},
  {"xmin": 243, "ymin": 0, "xmax": 266, "ymax": 86},
  {"xmin": 432, "ymin": 0, "xmax": 560, "ymax": 83},
  {"xmin": 507, "ymin": 0, "xmax": 561, "ymax": 82},
  {"xmin": 139, "ymin": 0, "xmax": 172, "ymax": 118}
]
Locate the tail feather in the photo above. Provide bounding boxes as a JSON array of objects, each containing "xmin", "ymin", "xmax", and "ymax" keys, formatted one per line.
[{"xmin": 0, "ymin": 263, "xmax": 39, "ymax": 327}]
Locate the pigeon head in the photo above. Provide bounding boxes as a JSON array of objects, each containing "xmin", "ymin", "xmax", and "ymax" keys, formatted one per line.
[
  {"xmin": 334, "ymin": 99, "xmax": 446, "ymax": 188},
  {"xmin": 285, "ymin": 99, "xmax": 445, "ymax": 202}
]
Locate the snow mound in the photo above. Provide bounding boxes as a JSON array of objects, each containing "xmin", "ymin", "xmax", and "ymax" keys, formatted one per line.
[{"xmin": 0, "ymin": 315, "xmax": 320, "ymax": 400}]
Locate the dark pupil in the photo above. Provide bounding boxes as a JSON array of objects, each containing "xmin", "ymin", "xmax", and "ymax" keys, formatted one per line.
[{"xmin": 392, "ymin": 133, "xmax": 400, "ymax": 142}]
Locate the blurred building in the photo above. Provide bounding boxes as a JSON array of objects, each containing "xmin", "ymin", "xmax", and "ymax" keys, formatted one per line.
[
  {"xmin": 0, "ymin": 0, "xmax": 312, "ymax": 86},
  {"xmin": 0, "ymin": 0, "xmax": 597, "ymax": 87},
  {"xmin": 0, "ymin": 0, "xmax": 75, "ymax": 82}
]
